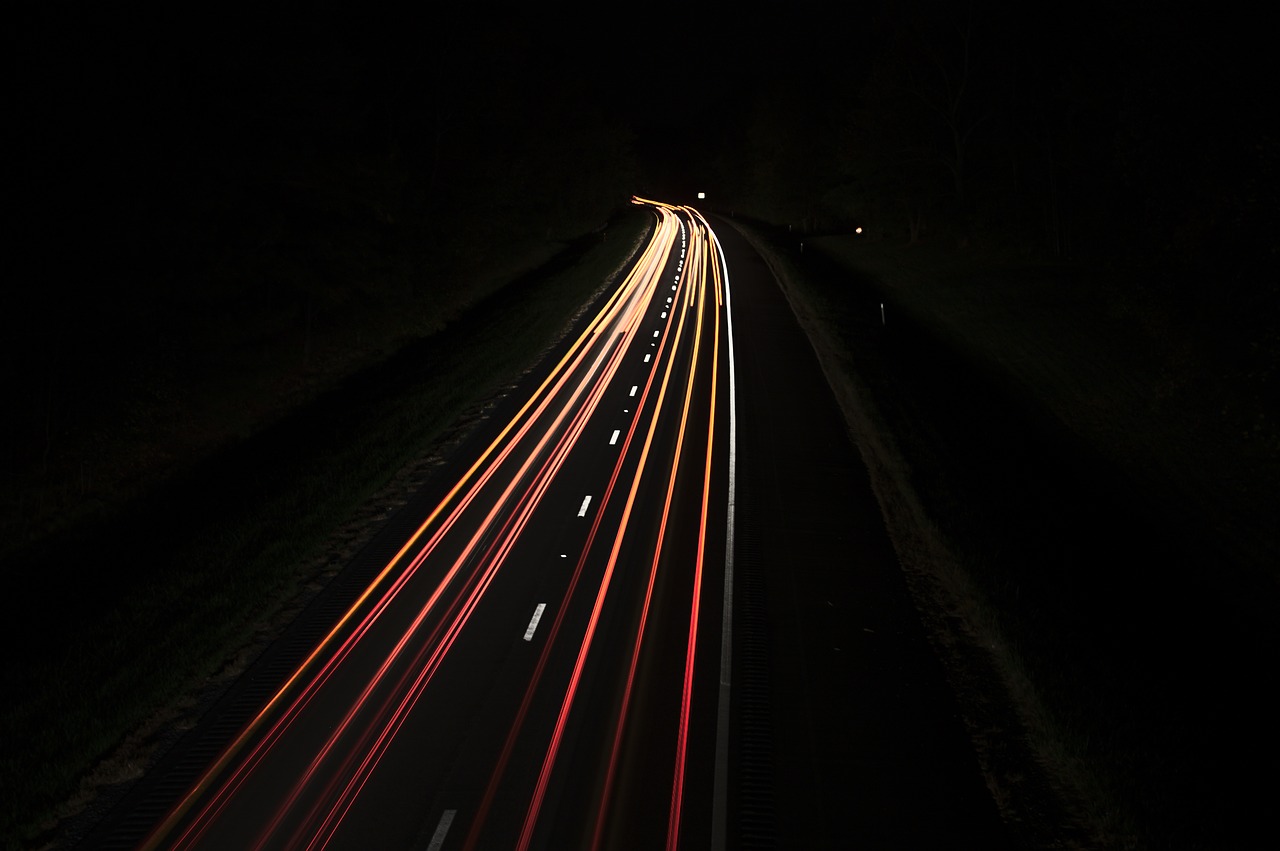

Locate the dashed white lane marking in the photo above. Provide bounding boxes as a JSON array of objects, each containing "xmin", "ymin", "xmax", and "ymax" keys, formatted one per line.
[
  {"xmin": 577, "ymin": 495, "xmax": 592, "ymax": 517},
  {"xmin": 661, "ymin": 311, "xmax": 668, "ymax": 319},
  {"xmin": 426, "ymin": 809, "xmax": 456, "ymax": 851},
  {"xmin": 629, "ymin": 385, "xmax": 637, "ymax": 397},
  {"xmin": 644, "ymin": 353, "xmax": 651, "ymax": 362},
  {"xmin": 523, "ymin": 603, "xmax": 547, "ymax": 641},
  {"xmin": 653, "ymin": 330, "xmax": 660, "ymax": 338},
  {"xmin": 610, "ymin": 429, "xmax": 620, "ymax": 445}
]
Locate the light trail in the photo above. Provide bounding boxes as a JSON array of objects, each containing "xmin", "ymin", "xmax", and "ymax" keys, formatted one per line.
[
  {"xmin": 266, "ymin": 215, "xmax": 672, "ymax": 849},
  {"xmin": 459, "ymin": 213, "xmax": 694, "ymax": 850},
  {"xmin": 514, "ymin": 213, "xmax": 706, "ymax": 851},
  {"xmin": 668, "ymin": 218, "xmax": 723, "ymax": 850},
  {"xmin": 145, "ymin": 209, "xmax": 680, "ymax": 851},
  {"xmin": 589, "ymin": 218, "xmax": 716, "ymax": 851},
  {"xmin": 285, "ymin": 286, "xmax": 654, "ymax": 848},
  {"xmin": 162, "ymin": 226, "xmax": 667, "ymax": 848},
  {"xmin": 137, "ymin": 198, "xmax": 738, "ymax": 851}
]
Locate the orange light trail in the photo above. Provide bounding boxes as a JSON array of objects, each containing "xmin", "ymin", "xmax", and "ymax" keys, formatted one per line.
[
  {"xmin": 516, "ymin": 202, "xmax": 728, "ymax": 851},
  {"xmin": 668, "ymin": 218, "xmax": 723, "ymax": 850},
  {"xmin": 282, "ymin": 295, "xmax": 648, "ymax": 849},
  {"xmin": 265, "ymin": 227, "xmax": 672, "ymax": 848},
  {"xmin": 140, "ymin": 198, "xmax": 735, "ymax": 851},
  {"xmin": 148, "ymin": 206, "xmax": 680, "ymax": 851},
  {"xmin": 514, "ymin": 220, "xmax": 703, "ymax": 851},
  {"xmin": 589, "ymin": 220, "xmax": 716, "ymax": 851},
  {"xmin": 460, "ymin": 229, "xmax": 692, "ymax": 849}
]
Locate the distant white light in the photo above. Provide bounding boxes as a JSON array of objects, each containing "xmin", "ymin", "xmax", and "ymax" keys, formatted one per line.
[
  {"xmin": 697, "ymin": 192, "xmax": 706, "ymax": 199},
  {"xmin": 855, "ymin": 226, "xmax": 863, "ymax": 234}
]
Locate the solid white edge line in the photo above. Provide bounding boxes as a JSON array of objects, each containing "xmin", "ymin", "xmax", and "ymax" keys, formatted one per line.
[
  {"xmin": 426, "ymin": 809, "xmax": 456, "ymax": 851},
  {"xmin": 577, "ymin": 495, "xmax": 592, "ymax": 517},
  {"xmin": 707, "ymin": 215, "xmax": 737, "ymax": 851},
  {"xmin": 523, "ymin": 603, "xmax": 547, "ymax": 641}
]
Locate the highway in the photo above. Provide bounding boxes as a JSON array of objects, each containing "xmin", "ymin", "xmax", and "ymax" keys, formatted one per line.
[
  {"xmin": 124, "ymin": 198, "xmax": 736, "ymax": 851},
  {"xmin": 79, "ymin": 197, "xmax": 1011, "ymax": 851}
]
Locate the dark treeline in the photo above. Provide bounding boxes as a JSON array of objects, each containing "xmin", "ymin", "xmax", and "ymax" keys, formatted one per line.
[
  {"xmin": 720, "ymin": 3, "xmax": 1277, "ymax": 333},
  {"xmin": 704, "ymin": 4, "xmax": 1279, "ymax": 488},
  {"xmin": 5, "ymin": 5, "xmax": 641, "ymax": 550},
  {"xmin": 711, "ymin": 7, "xmax": 1279, "ymax": 846},
  {"xmin": 12, "ymin": 3, "xmax": 639, "ymax": 335}
]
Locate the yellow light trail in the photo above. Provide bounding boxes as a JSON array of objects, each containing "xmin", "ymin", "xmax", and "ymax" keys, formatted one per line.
[
  {"xmin": 146, "ymin": 207, "xmax": 678, "ymax": 851},
  {"xmin": 142, "ymin": 197, "xmax": 733, "ymax": 851},
  {"xmin": 515, "ymin": 205, "xmax": 706, "ymax": 851}
]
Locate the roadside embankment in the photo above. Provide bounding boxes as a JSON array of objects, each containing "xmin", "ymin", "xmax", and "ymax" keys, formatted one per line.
[
  {"xmin": 1, "ymin": 210, "xmax": 653, "ymax": 851},
  {"xmin": 727, "ymin": 218, "xmax": 1280, "ymax": 851}
]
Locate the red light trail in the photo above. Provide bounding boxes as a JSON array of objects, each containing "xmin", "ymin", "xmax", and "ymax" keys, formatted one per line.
[{"xmin": 139, "ymin": 198, "xmax": 738, "ymax": 851}]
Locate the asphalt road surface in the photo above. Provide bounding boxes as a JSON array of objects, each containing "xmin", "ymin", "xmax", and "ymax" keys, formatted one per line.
[
  {"xmin": 711, "ymin": 213, "xmax": 1011, "ymax": 849},
  {"xmin": 77, "ymin": 199, "xmax": 1009, "ymax": 850}
]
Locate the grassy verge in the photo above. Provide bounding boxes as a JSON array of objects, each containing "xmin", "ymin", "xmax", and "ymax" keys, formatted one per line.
[
  {"xmin": 1, "ymin": 208, "xmax": 652, "ymax": 850},
  {"xmin": 725, "ymin": 219, "xmax": 1279, "ymax": 850}
]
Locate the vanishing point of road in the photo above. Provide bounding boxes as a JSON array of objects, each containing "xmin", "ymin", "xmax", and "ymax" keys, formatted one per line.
[{"xmin": 77, "ymin": 198, "xmax": 1009, "ymax": 850}]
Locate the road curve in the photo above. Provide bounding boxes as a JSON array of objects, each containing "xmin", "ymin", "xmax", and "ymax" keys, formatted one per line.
[
  {"xmin": 81, "ymin": 199, "xmax": 734, "ymax": 851},
  {"xmin": 78, "ymin": 200, "xmax": 1010, "ymax": 851}
]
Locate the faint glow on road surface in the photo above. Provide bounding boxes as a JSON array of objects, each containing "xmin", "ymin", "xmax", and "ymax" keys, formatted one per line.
[{"xmin": 142, "ymin": 197, "xmax": 736, "ymax": 851}]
